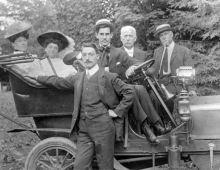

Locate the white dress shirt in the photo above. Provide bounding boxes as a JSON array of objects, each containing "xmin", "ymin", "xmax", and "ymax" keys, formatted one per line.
[
  {"xmin": 86, "ymin": 64, "xmax": 99, "ymax": 77},
  {"xmin": 124, "ymin": 47, "xmax": 134, "ymax": 57},
  {"xmin": 159, "ymin": 41, "xmax": 175, "ymax": 75}
]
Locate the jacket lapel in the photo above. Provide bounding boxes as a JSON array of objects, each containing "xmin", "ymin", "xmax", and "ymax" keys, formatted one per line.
[
  {"xmin": 109, "ymin": 45, "xmax": 116, "ymax": 63},
  {"xmin": 97, "ymin": 69, "xmax": 105, "ymax": 97},
  {"xmin": 74, "ymin": 71, "xmax": 85, "ymax": 112},
  {"xmin": 133, "ymin": 47, "xmax": 137, "ymax": 58},
  {"xmin": 157, "ymin": 47, "xmax": 164, "ymax": 67},
  {"xmin": 170, "ymin": 44, "xmax": 178, "ymax": 63}
]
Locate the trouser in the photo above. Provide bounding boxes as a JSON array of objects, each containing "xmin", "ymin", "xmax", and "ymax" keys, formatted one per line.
[
  {"xmin": 149, "ymin": 89, "xmax": 174, "ymax": 122},
  {"xmin": 74, "ymin": 114, "xmax": 115, "ymax": 170},
  {"xmin": 131, "ymin": 85, "xmax": 161, "ymax": 125}
]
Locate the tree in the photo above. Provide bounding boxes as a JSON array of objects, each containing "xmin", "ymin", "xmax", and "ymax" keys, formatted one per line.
[
  {"xmin": 1, "ymin": 0, "xmax": 220, "ymax": 95},
  {"xmin": 114, "ymin": 0, "xmax": 220, "ymax": 95}
]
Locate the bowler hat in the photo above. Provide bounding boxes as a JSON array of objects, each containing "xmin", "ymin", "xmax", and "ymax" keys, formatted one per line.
[
  {"xmin": 92, "ymin": 19, "xmax": 115, "ymax": 33},
  {"xmin": 154, "ymin": 24, "xmax": 174, "ymax": 38},
  {"xmin": 37, "ymin": 31, "xmax": 69, "ymax": 51},
  {"xmin": 4, "ymin": 21, "xmax": 32, "ymax": 39}
]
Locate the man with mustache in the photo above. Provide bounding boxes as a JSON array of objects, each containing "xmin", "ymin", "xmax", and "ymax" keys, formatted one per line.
[
  {"xmin": 25, "ymin": 43, "xmax": 133, "ymax": 170},
  {"xmin": 150, "ymin": 24, "xmax": 196, "ymax": 120}
]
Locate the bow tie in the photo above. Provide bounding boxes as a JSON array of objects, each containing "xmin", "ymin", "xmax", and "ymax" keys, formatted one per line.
[
  {"xmin": 99, "ymin": 46, "xmax": 110, "ymax": 67},
  {"xmin": 99, "ymin": 46, "xmax": 110, "ymax": 53}
]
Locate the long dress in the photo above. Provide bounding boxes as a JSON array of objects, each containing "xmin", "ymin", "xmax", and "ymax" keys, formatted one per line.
[{"xmin": 13, "ymin": 51, "xmax": 45, "ymax": 76}]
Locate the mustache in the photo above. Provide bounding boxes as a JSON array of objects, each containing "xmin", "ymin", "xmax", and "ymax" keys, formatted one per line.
[{"xmin": 85, "ymin": 60, "xmax": 92, "ymax": 63}]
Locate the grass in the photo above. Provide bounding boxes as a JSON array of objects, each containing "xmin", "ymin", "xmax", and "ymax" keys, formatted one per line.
[{"xmin": 0, "ymin": 91, "xmax": 40, "ymax": 170}]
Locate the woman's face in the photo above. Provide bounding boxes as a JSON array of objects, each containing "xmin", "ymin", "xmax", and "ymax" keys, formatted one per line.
[
  {"xmin": 45, "ymin": 43, "xmax": 59, "ymax": 58},
  {"xmin": 12, "ymin": 36, "xmax": 28, "ymax": 52}
]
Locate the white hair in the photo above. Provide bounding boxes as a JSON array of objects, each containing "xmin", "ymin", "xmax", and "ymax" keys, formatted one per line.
[{"xmin": 120, "ymin": 26, "xmax": 136, "ymax": 36}]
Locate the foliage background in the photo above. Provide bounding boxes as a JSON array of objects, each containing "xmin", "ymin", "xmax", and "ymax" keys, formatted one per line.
[{"xmin": 1, "ymin": 0, "xmax": 220, "ymax": 95}]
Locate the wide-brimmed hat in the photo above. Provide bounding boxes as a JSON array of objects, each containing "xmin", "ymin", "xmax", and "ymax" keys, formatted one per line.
[
  {"xmin": 154, "ymin": 24, "xmax": 174, "ymax": 38},
  {"xmin": 92, "ymin": 19, "xmax": 115, "ymax": 33},
  {"xmin": 37, "ymin": 31, "xmax": 69, "ymax": 51},
  {"xmin": 4, "ymin": 21, "xmax": 32, "ymax": 39}
]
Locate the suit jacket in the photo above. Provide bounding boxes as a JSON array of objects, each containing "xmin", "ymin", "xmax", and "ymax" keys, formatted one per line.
[
  {"xmin": 121, "ymin": 46, "xmax": 149, "ymax": 62},
  {"xmin": 152, "ymin": 43, "xmax": 195, "ymax": 93},
  {"xmin": 98, "ymin": 45, "xmax": 142, "ymax": 81},
  {"xmin": 37, "ymin": 68, "xmax": 133, "ymax": 141}
]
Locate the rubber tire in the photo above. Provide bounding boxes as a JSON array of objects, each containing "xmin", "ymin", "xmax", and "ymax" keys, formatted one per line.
[{"xmin": 25, "ymin": 137, "xmax": 76, "ymax": 170}]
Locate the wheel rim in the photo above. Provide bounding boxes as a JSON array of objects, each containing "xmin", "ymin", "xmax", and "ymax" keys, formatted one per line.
[{"xmin": 33, "ymin": 146, "xmax": 75, "ymax": 170}]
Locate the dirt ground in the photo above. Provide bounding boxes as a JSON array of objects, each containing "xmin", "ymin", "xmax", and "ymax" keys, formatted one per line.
[{"xmin": 0, "ymin": 91, "xmax": 40, "ymax": 170}]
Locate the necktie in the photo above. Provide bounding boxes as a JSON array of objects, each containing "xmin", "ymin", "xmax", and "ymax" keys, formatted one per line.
[
  {"xmin": 87, "ymin": 71, "xmax": 91, "ymax": 79},
  {"xmin": 99, "ymin": 46, "xmax": 110, "ymax": 67},
  {"xmin": 160, "ymin": 47, "xmax": 168, "ymax": 77}
]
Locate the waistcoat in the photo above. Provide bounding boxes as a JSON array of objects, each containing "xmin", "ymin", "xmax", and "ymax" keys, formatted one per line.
[{"xmin": 80, "ymin": 71, "xmax": 108, "ymax": 119}]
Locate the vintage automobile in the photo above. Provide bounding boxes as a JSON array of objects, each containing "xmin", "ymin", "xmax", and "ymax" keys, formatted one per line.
[{"xmin": 0, "ymin": 52, "xmax": 220, "ymax": 170}]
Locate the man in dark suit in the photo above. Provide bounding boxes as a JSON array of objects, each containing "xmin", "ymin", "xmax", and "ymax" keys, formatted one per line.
[
  {"xmin": 120, "ymin": 25, "xmax": 149, "ymax": 62},
  {"xmin": 25, "ymin": 43, "xmax": 133, "ymax": 170},
  {"xmin": 150, "ymin": 24, "xmax": 196, "ymax": 119}
]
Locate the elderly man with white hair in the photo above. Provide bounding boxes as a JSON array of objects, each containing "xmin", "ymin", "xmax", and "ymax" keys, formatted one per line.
[{"xmin": 120, "ymin": 25, "xmax": 149, "ymax": 62}]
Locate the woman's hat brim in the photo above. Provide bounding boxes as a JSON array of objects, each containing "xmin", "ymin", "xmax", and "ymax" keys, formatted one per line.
[
  {"xmin": 37, "ymin": 31, "xmax": 69, "ymax": 51},
  {"xmin": 4, "ymin": 21, "xmax": 32, "ymax": 39}
]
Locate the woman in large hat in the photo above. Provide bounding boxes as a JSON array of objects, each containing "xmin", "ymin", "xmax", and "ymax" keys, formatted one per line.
[
  {"xmin": 4, "ymin": 21, "xmax": 32, "ymax": 52},
  {"xmin": 4, "ymin": 21, "xmax": 45, "ymax": 75},
  {"xmin": 37, "ymin": 31, "xmax": 77, "ymax": 77}
]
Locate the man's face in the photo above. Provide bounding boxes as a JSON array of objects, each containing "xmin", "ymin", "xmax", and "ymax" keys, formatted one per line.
[
  {"xmin": 12, "ymin": 36, "xmax": 28, "ymax": 52},
  {"xmin": 96, "ymin": 27, "xmax": 113, "ymax": 46},
  {"xmin": 159, "ymin": 31, "xmax": 173, "ymax": 47},
  {"xmin": 81, "ymin": 47, "xmax": 99, "ymax": 69},
  {"xmin": 120, "ymin": 30, "xmax": 136, "ymax": 49},
  {"xmin": 45, "ymin": 43, "xmax": 59, "ymax": 58}
]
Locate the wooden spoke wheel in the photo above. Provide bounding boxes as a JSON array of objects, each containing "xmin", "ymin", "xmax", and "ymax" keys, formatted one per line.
[{"xmin": 25, "ymin": 137, "xmax": 76, "ymax": 170}]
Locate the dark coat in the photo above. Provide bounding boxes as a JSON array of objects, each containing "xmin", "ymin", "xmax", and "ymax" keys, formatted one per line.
[
  {"xmin": 121, "ymin": 46, "xmax": 149, "ymax": 62},
  {"xmin": 152, "ymin": 43, "xmax": 195, "ymax": 93},
  {"xmin": 99, "ymin": 45, "xmax": 141, "ymax": 81},
  {"xmin": 37, "ymin": 68, "xmax": 133, "ymax": 141}
]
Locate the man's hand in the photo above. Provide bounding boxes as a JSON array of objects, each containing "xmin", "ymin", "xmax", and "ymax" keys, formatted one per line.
[
  {"xmin": 125, "ymin": 65, "xmax": 137, "ymax": 78},
  {"xmin": 108, "ymin": 109, "xmax": 117, "ymax": 118}
]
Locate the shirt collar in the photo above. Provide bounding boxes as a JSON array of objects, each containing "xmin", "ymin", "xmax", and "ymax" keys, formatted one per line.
[
  {"xmin": 99, "ymin": 44, "xmax": 110, "ymax": 48},
  {"xmin": 166, "ymin": 41, "xmax": 175, "ymax": 50},
  {"xmin": 124, "ymin": 47, "xmax": 134, "ymax": 57},
  {"xmin": 86, "ymin": 64, "xmax": 99, "ymax": 76},
  {"xmin": 124, "ymin": 46, "xmax": 134, "ymax": 52}
]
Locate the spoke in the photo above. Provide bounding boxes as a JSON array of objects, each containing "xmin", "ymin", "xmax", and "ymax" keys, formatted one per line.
[
  {"xmin": 62, "ymin": 161, "xmax": 74, "ymax": 170},
  {"xmin": 60, "ymin": 152, "xmax": 69, "ymax": 167},
  {"xmin": 45, "ymin": 151, "xmax": 56, "ymax": 167},
  {"xmin": 56, "ymin": 148, "xmax": 60, "ymax": 164},
  {"xmin": 37, "ymin": 160, "xmax": 54, "ymax": 170}
]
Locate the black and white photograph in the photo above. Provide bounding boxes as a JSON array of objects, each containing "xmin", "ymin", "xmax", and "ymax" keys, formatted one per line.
[{"xmin": 0, "ymin": 0, "xmax": 220, "ymax": 169}]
